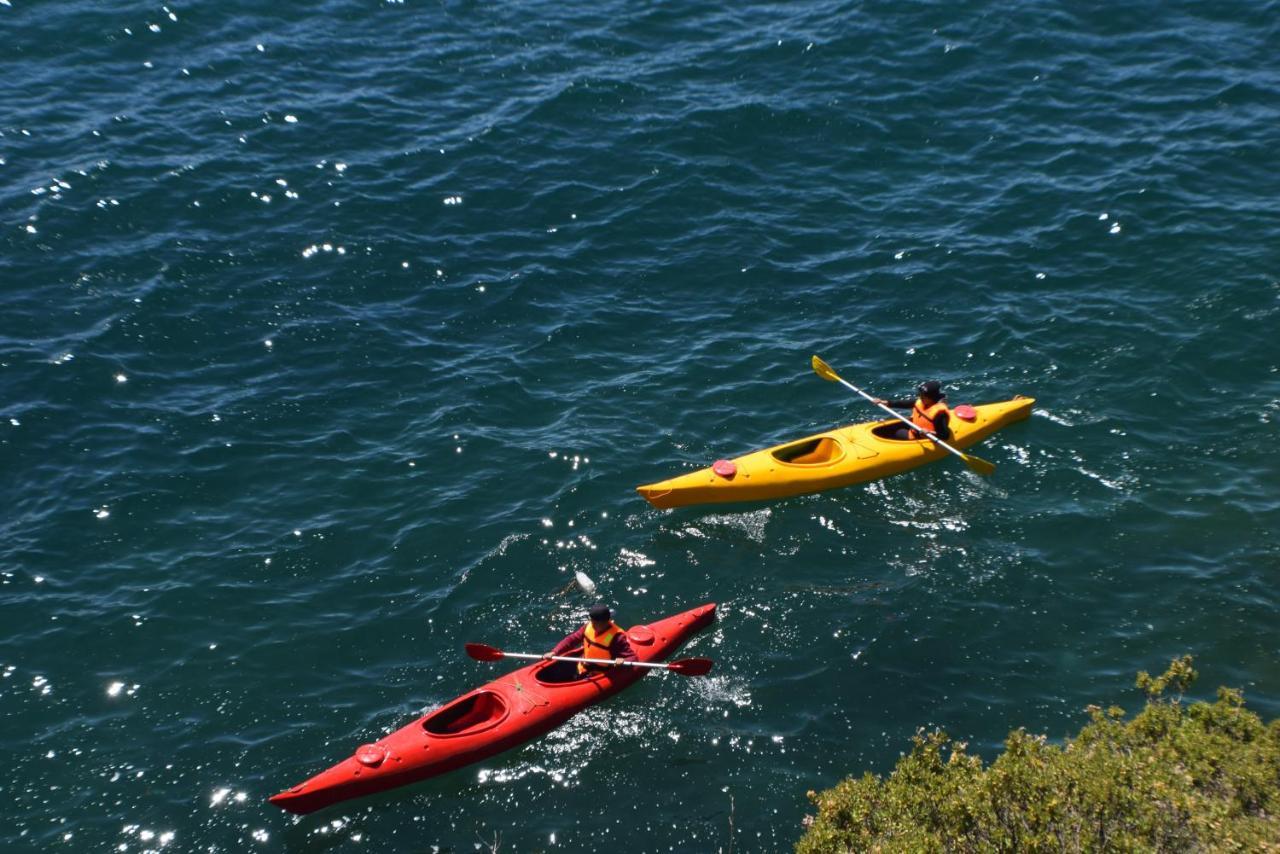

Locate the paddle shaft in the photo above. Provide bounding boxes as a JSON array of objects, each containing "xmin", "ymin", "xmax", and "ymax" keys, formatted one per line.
[
  {"xmin": 830, "ymin": 374, "xmax": 975, "ymax": 462},
  {"xmin": 501, "ymin": 651, "xmax": 672, "ymax": 670}
]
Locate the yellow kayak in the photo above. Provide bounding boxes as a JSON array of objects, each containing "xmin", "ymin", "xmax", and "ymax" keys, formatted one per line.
[{"xmin": 636, "ymin": 397, "xmax": 1034, "ymax": 509}]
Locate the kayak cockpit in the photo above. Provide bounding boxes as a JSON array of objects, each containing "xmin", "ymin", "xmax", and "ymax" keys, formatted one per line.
[
  {"xmin": 535, "ymin": 659, "xmax": 582, "ymax": 684},
  {"xmin": 771, "ymin": 436, "xmax": 844, "ymax": 466},
  {"xmin": 534, "ymin": 660, "xmax": 620, "ymax": 687},
  {"xmin": 422, "ymin": 690, "xmax": 509, "ymax": 736},
  {"xmin": 870, "ymin": 422, "xmax": 926, "ymax": 442}
]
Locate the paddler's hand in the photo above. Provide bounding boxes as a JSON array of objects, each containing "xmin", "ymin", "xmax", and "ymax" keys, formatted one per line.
[
  {"xmin": 872, "ymin": 398, "xmax": 887, "ymax": 406},
  {"xmin": 541, "ymin": 653, "xmax": 553, "ymax": 660}
]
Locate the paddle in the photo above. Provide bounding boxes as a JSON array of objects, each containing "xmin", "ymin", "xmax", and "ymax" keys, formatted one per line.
[
  {"xmin": 810, "ymin": 355, "xmax": 996, "ymax": 477},
  {"xmin": 464, "ymin": 643, "xmax": 714, "ymax": 677}
]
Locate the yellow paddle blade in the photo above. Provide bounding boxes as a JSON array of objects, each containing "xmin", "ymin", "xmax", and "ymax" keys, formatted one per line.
[
  {"xmin": 962, "ymin": 454, "xmax": 996, "ymax": 477},
  {"xmin": 811, "ymin": 355, "xmax": 840, "ymax": 382}
]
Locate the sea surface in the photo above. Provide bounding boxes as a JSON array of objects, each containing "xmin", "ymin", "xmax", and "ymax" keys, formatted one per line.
[{"xmin": 2, "ymin": 0, "xmax": 1278, "ymax": 850}]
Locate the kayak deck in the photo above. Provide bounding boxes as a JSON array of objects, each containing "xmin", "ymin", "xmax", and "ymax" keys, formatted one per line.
[
  {"xmin": 268, "ymin": 603, "xmax": 716, "ymax": 815},
  {"xmin": 636, "ymin": 397, "xmax": 1033, "ymax": 509}
]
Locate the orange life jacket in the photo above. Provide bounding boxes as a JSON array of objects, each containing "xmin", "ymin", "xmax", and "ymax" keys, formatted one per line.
[
  {"xmin": 579, "ymin": 621, "xmax": 623, "ymax": 674},
  {"xmin": 911, "ymin": 398, "xmax": 949, "ymax": 436}
]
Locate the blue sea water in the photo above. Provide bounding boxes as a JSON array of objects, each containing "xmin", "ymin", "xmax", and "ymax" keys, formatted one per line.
[{"xmin": 2, "ymin": 0, "xmax": 1278, "ymax": 850}]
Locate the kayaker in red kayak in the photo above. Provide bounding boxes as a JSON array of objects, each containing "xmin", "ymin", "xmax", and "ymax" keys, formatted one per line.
[
  {"xmin": 545, "ymin": 603, "xmax": 637, "ymax": 676},
  {"xmin": 269, "ymin": 603, "xmax": 717, "ymax": 815},
  {"xmin": 873, "ymin": 380, "xmax": 953, "ymax": 441}
]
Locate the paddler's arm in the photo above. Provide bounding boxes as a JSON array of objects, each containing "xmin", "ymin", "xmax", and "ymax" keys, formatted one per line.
[
  {"xmin": 610, "ymin": 632, "xmax": 638, "ymax": 664},
  {"xmin": 931, "ymin": 410, "xmax": 952, "ymax": 441},
  {"xmin": 547, "ymin": 625, "xmax": 585, "ymax": 659},
  {"xmin": 872, "ymin": 398, "xmax": 915, "ymax": 409}
]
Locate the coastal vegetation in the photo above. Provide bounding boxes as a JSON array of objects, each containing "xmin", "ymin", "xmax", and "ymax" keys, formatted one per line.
[{"xmin": 798, "ymin": 657, "xmax": 1280, "ymax": 852}]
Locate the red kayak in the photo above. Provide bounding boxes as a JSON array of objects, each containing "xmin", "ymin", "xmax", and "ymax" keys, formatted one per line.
[{"xmin": 269, "ymin": 602, "xmax": 717, "ymax": 814}]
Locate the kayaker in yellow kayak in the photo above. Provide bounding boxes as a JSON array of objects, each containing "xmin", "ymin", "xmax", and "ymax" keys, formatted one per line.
[
  {"xmin": 544, "ymin": 603, "xmax": 637, "ymax": 676},
  {"xmin": 873, "ymin": 380, "xmax": 952, "ymax": 441}
]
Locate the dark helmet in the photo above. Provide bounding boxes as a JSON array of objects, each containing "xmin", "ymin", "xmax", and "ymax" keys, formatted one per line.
[{"xmin": 917, "ymin": 380, "xmax": 944, "ymax": 400}]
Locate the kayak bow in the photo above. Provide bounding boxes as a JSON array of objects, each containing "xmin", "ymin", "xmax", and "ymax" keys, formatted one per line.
[
  {"xmin": 636, "ymin": 398, "xmax": 1033, "ymax": 509},
  {"xmin": 268, "ymin": 602, "xmax": 717, "ymax": 815}
]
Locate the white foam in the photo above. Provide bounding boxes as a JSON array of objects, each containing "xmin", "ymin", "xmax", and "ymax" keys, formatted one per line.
[
  {"xmin": 617, "ymin": 548, "xmax": 655, "ymax": 568},
  {"xmin": 1077, "ymin": 466, "xmax": 1126, "ymax": 491}
]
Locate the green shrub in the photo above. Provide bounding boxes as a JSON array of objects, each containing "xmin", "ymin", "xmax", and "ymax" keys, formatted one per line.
[{"xmin": 798, "ymin": 657, "xmax": 1280, "ymax": 852}]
